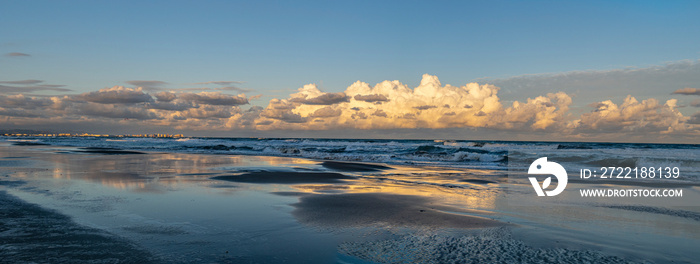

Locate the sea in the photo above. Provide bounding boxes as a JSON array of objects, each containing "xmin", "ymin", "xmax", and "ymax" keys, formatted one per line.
[{"xmin": 5, "ymin": 136, "xmax": 700, "ymax": 181}]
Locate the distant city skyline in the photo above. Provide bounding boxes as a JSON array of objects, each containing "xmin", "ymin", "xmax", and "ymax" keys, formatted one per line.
[{"xmin": 1, "ymin": 0, "xmax": 699, "ymax": 143}]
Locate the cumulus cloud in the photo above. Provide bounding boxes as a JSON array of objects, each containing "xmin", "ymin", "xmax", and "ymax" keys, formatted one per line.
[
  {"xmin": 253, "ymin": 74, "xmax": 556, "ymax": 130},
  {"xmin": 5, "ymin": 52, "xmax": 30, "ymax": 57},
  {"xmin": 77, "ymin": 86, "xmax": 154, "ymax": 104},
  {"xmin": 0, "ymin": 74, "xmax": 697, "ymax": 141},
  {"xmin": 672, "ymin": 87, "xmax": 700, "ymax": 96},
  {"xmin": 571, "ymin": 96, "xmax": 690, "ymax": 134}
]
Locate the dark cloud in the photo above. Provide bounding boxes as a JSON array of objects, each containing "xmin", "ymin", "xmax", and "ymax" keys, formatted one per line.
[
  {"xmin": 354, "ymin": 94, "xmax": 389, "ymax": 103},
  {"xmin": 261, "ymin": 110, "xmax": 307, "ymax": 123},
  {"xmin": 291, "ymin": 92, "xmax": 349, "ymax": 105},
  {"xmin": 413, "ymin": 105, "xmax": 437, "ymax": 110},
  {"xmin": 154, "ymin": 91, "xmax": 177, "ymax": 102},
  {"xmin": 310, "ymin": 106, "xmax": 341, "ymax": 118},
  {"xmin": 146, "ymin": 101, "xmax": 193, "ymax": 111},
  {"xmin": 256, "ymin": 120, "xmax": 274, "ymax": 126},
  {"xmin": 372, "ymin": 109, "xmax": 388, "ymax": 117},
  {"xmin": 0, "ymin": 95, "xmax": 54, "ymax": 109},
  {"xmin": 5, "ymin": 52, "xmax": 30, "ymax": 57},
  {"xmin": 672, "ymin": 87, "xmax": 700, "ymax": 96},
  {"xmin": 77, "ymin": 86, "xmax": 154, "ymax": 104},
  {"xmin": 179, "ymin": 92, "xmax": 248, "ymax": 106}
]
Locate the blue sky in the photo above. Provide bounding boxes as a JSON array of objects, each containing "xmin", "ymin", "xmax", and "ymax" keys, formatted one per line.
[
  {"xmin": 1, "ymin": 0, "xmax": 699, "ymax": 142},
  {"xmin": 3, "ymin": 0, "xmax": 698, "ymax": 92}
]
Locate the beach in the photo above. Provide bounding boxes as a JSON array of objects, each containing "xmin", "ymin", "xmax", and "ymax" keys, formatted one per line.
[{"xmin": 1, "ymin": 139, "xmax": 699, "ymax": 263}]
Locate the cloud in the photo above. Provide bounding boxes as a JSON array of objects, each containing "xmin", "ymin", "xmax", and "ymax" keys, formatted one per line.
[
  {"xmin": 255, "ymin": 74, "xmax": 518, "ymax": 130},
  {"xmin": 672, "ymin": 87, "xmax": 700, "ymax": 96},
  {"xmin": 482, "ymin": 60, "xmax": 700, "ymax": 105},
  {"xmin": 5, "ymin": 52, "xmax": 30, "ymax": 57},
  {"xmin": 0, "ymin": 73, "xmax": 696, "ymax": 142},
  {"xmin": 413, "ymin": 105, "xmax": 437, "ymax": 110},
  {"xmin": 691, "ymin": 99, "xmax": 700, "ymax": 107},
  {"xmin": 288, "ymin": 85, "xmax": 350, "ymax": 105},
  {"xmin": 0, "ymin": 94, "xmax": 55, "ymax": 109},
  {"xmin": 178, "ymin": 92, "xmax": 248, "ymax": 106},
  {"xmin": 153, "ymin": 91, "xmax": 177, "ymax": 102},
  {"xmin": 146, "ymin": 101, "xmax": 193, "ymax": 111},
  {"xmin": 310, "ymin": 106, "xmax": 342, "ymax": 118},
  {"xmin": 0, "ymin": 80, "xmax": 72, "ymax": 94},
  {"xmin": 77, "ymin": 86, "xmax": 154, "ymax": 104},
  {"xmin": 571, "ymin": 96, "xmax": 690, "ymax": 134},
  {"xmin": 214, "ymin": 86, "xmax": 253, "ymax": 93},
  {"xmin": 0, "ymin": 80, "xmax": 43, "ymax": 85},
  {"xmin": 689, "ymin": 112, "xmax": 700, "ymax": 124},
  {"xmin": 72, "ymin": 103, "xmax": 159, "ymax": 120},
  {"xmin": 354, "ymin": 94, "xmax": 389, "ymax": 103},
  {"xmin": 125, "ymin": 80, "xmax": 168, "ymax": 91}
]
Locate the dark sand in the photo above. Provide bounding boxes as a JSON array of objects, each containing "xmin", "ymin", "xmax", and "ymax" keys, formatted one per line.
[
  {"xmin": 211, "ymin": 171, "xmax": 355, "ymax": 184},
  {"xmin": 292, "ymin": 193, "xmax": 504, "ymax": 229},
  {"xmin": 0, "ymin": 190, "xmax": 156, "ymax": 263},
  {"xmin": 320, "ymin": 161, "xmax": 393, "ymax": 172}
]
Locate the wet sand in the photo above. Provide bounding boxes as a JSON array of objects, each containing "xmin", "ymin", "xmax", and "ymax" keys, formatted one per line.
[
  {"xmin": 0, "ymin": 190, "xmax": 156, "ymax": 263},
  {"xmin": 292, "ymin": 192, "xmax": 504, "ymax": 229}
]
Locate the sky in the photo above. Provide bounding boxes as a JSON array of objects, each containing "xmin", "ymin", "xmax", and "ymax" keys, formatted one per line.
[{"xmin": 1, "ymin": 0, "xmax": 699, "ymax": 143}]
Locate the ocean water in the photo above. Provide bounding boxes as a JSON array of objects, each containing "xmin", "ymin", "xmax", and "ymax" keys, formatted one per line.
[{"xmin": 4, "ymin": 136, "xmax": 700, "ymax": 181}]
